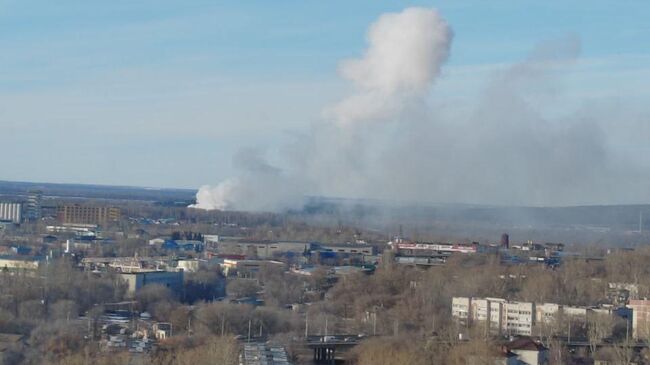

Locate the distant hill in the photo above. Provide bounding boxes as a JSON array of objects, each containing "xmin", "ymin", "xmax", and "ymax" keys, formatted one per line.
[{"xmin": 299, "ymin": 197, "xmax": 650, "ymax": 245}]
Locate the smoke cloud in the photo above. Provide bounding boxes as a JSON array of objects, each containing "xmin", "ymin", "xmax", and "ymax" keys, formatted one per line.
[{"xmin": 192, "ymin": 7, "xmax": 650, "ymax": 212}]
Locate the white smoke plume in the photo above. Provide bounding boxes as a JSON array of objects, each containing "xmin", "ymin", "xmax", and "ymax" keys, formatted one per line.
[
  {"xmin": 331, "ymin": 7, "xmax": 451, "ymax": 126},
  {"xmin": 192, "ymin": 7, "xmax": 650, "ymax": 212},
  {"xmin": 192, "ymin": 7, "xmax": 451, "ymax": 211}
]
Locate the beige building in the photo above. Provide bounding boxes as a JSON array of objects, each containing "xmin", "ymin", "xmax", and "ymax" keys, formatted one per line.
[
  {"xmin": 504, "ymin": 301, "xmax": 534, "ymax": 336},
  {"xmin": 535, "ymin": 303, "xmax": 561, "ymax": 324},
  {"xmin": 452, "ymin": 297, "xmax": 534, "ymax": 336},
  {"xmin": 452, "ymin": 297, "xmax": 602, "ymax": 337},
  {"xmin": 629, "ymin": 299, "xmax": 650, "ymax": 339},
  {"xmin": 0, "ymin": 256, "xmax": 42, "ymax": 271},
  {"xmin": 57, "ymin": 205, "xmax": 121, "ymax": 225}
]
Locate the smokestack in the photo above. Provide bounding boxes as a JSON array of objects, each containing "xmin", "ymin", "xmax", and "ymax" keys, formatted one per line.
[{"xmin": 500, "ymin": 233, "xmax": 509, "ymax": 249}]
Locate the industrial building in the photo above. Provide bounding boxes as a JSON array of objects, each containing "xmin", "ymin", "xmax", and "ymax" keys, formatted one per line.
[
  {"xmin": 119, "ymin": 271, "xmax": 184, "ymax": 297},
  {"xmin": 318, "ymin": 243, "xmax": 376, "ymax": 255},
  {"xmin": 219, "ymin": 240, "xmax": 311, "ymax": 259},
  {"xmin": 0, "ymin": 203, "xmax": 22, "ymax": 224}
]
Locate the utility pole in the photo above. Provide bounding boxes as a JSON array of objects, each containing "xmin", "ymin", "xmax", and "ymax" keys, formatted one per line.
[
  {"xmin": 373, "ymin": 312, "xmax": 377, "ymax": 336},
  {"xmin": 187, "ymin": 314, "xmax": 192, "ymax": 336},
  {"xmin": 221, "ymin": 314, "xmax": 225, "ymax": 336},
  {"xmin": 305, "ymin": 311, "xmax": 309, "ymax": 338},
  {"xmin": 325, "ymin": 318, "xmax": 328, "ymax": 337},
  {"xmin": 431, "ymin": 315, "xmax": 435, "ymax": 334},
  {"xmin": 248, "ymin": 319, "xmax": 251, "ymax": 343}
]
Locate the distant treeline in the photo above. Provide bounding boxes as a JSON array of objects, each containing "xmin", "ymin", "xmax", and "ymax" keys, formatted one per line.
[{"xmin": 0, "ymin": 180, "xmax": 195, "ymax": 202}]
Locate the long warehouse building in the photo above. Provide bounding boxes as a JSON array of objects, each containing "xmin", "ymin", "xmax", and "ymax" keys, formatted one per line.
[{"xmin": 0, "ymin": 203, "xmax": 22, "ymax": 224}]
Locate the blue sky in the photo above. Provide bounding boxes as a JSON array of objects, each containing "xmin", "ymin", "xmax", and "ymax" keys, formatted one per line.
[{"xmin": 1, "ymin": 1, "xmax": 648, "ymax": 189}]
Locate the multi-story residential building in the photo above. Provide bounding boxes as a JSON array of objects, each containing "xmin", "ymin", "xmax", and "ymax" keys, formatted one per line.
[
  {"xmin": 629, "ymin": 300, "xmax": 650, "ymax": 339},
  {"xmin": 0, "ymin": 203, "xmax": 22, "ymax": 224},
  {"xmin": 25, "ymin": 190, "xmax": 42, "ymax": 221},
  {"xmin": 453, "ymin": 297, "xmax": 611, "ymax": 337},
  {"xmin": 504, "ymin": 301, "xmax": 535, "ymax": 336},
  {"xmin": 452, "ymin": 297, "xmax": 471, "ymax": 324},
  {"xmin": 57, "ymin": 204, "xmax": 121, "ymax": 225},
  {"xmin": 452, "ymin": 297, "xmax": 534, "ymax": 336}
]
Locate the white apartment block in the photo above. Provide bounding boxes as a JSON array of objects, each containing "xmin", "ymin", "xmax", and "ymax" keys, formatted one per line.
[
  {"xmin": 504, "ymin": 301, "xmax": 534, "ymax": 336},
  {"xmin": 451, "ymin": 297, "xmax": 471, "ymax": 323},
  {"xmin": 452, "ymin": 297, "xmax": 605, "ymax": 336},
  {"xmin": 452, "ymin": 297, "xmax": 534, "ymax": 336}
]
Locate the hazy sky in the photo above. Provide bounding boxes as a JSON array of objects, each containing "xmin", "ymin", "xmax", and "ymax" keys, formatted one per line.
[{"xmin": 1, "ymin": 1, "xmax": 649, "ymax": 190}]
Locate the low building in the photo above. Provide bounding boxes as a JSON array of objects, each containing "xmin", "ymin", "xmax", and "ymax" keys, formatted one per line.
[
  {"xmin": 220, "ymin": 240, "xmax": 311, "ymax": 259},
  {"xmin": 0, "ymin": 255, "xmax": 44, "ymax": 271},
  {"xmin": 152, "ymin": 323, "xmax": 172, "ymax": 339},
  {"xmin": 221, "ymin": 259, "xmax": 284, "ymax": 277},
  {"xmin": 318, "ymin": 243, "xmax": 376, "ymax": 255},
  {"xmin": 608, "ymin": 283, "xmax": 639, "ymax": 305},
  {"xmin": 204, "ymin": 235, "xmax": 220, "ymax": 246},
  {"xmin": 467, "ymin": 347, "xmax": 518, "ymax": 365},
  {"xmin": 505, "ymin": 337, "xmax": 549, "ymax": 365},
  {"xmin": 148, "ymin": 238, "xmax": 165, "ymax": 246},
  {"xmin": 563, "ymin": 306, "xmax": 588, "ymax": 319},
  {"xmin": 177, "ymin": 259, "xmax": 204, "ymax": 272},
  {"xmin": 119, "ymin": 271, "xmax": 184, "ymax": 297},
  {"xmin": 536, "ymin": 303, "xmax": 561, "ymax": 324}
]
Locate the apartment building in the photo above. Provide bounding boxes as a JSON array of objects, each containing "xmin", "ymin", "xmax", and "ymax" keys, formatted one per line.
[
  {"xmin": 57, "ymin": 204, "xmax": 121, "ymax": 225},
  {"xmin": 504, "ymin": 301, "xmax": 535, "ymax": 336},
  {"xmin": 452, "ymin": 297, "xmax": 533, "ymax": 336},
  {"xmin": 452, "ymin": 297, "xmax": 606, "ymax": 337},
  {"xmin": 452, "ymin": 297, "xmax": 472, "ymax": 324}
]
